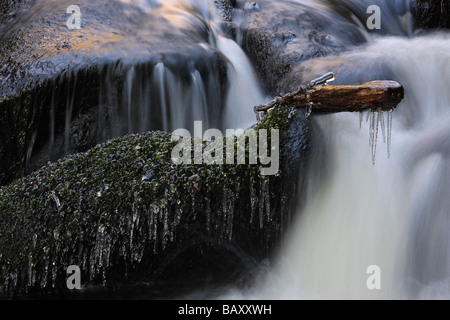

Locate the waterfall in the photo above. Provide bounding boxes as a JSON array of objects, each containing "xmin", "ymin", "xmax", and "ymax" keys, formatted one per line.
[
  {"xmin": 3, "ymin": 0, "xmax": 449, "ymax": 299},
  {"xmin": 44, "ymin": 0, "xmax": 266, "ymax": 160},
  {"xmin": 70, "ymin": 0, "xmax": 450, "ymax": 300},
  {"xmin": 217, "ymin": 36, "xmax": 267, "ymax": 130},
  {"xmin": 120, "ymin": 0, "xmax": 266, "ymax": 132},
  {"xmin": 218, "ymin": 34, "xmax": 450, "ymax": 300}
]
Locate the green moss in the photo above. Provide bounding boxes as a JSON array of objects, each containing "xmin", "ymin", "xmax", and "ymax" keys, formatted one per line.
[
  {"xmin": 255, "ymin": 104, "xmax": 295, "ymax": 131},
  {"xmin": 0, "ymin": 105, "xmax": 300, "ymax": 296}
]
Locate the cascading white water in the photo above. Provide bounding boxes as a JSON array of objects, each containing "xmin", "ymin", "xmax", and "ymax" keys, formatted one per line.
[
  {"xmin": 45, "ymin": 0, "xmax": 266, "ymax": 157},
  {"xmin": 118, "ymin": 0, "xmax": 449, "ymax": 300},
  {"xmin": 218, "ymin": 34, "xmax": 450, "ymax": 300},
  {"xmin": 217, "ymin": 36, "xmax": 267, "ymax": 130},
  {"xmin": 153, "ymin": 62, "xmax": 170, "ymax": 131},
  {"xmin": 117, "ymin": 0, "xmax": 265, "ymax": 132}
]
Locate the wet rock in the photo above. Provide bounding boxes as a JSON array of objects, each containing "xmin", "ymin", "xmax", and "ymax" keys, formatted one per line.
[
  {"xmin": 0, "ymin": 0, "xmax": 229, "ymax": 186},
  {"xmin": 0, "ymin": 106, "xmax": 310, "ymax": 298},
  {"xmin": 215, "ymin": 0, "xmax": 237, "ymax": 22},
  {"xmin": 0, "ymin": 0, "xmax": 32, "ymax": 25},
  {"xmin": 233, "ymin": 0, "xmax": 366, "ymax": 95},
  {"xmin": 413, "ymin": 0, "xmax": 449, "ymax": 29}
]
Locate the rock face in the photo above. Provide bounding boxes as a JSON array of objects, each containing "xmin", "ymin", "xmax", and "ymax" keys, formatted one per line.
[
  {"xmin": 0, "ymin": 0, "xmax": 314, "ymax": 298},
  {"xmin": 414, "ymin": 0, "xmax": 449, "ymax": 29},
  {"xmin": 0, "ymin": 106, "xmax": 311, "ymax": 298},
  {"xmin": 0, "ymin": 0, "xmax": 229, "ymax": 186},
  {"xmin": 233, "ymin": 0, "xmax": 366, "ymax": 95},
  {"xmin": 215, "ymin": 0, "xmax": 236, "ymax": 22}
]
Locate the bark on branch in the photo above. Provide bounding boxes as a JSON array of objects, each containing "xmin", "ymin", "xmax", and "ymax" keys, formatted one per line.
[{"xmin": 254, "ymin": 73, "xmax": 404, "ymax": 118}]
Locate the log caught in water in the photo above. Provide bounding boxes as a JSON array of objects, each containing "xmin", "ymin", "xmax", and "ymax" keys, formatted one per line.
[
  {"xmin": 308, "ymin": 80, "xmax": 405, "ymax": 113},
  {"xmin": 255, "ymin": 77, "xmax": 404, "ymax": 116}
]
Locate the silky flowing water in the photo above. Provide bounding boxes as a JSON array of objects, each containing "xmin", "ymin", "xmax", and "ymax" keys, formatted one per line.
[
  {"xmin": 1, "ymin": 0, "xmax": 449, "ymax": 300},
  {"xmin": 214, "ymin": 2, "xmax": 450, "ymax": 300}
]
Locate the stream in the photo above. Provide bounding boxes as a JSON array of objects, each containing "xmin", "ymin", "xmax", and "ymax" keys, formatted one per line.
[{"xmin": 1, "ymin": 0, "xmax": 449, "ymax": 300}]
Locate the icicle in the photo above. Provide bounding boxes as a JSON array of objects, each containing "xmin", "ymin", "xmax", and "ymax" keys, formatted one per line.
[
  {"xmin": 264, "ymin": 179, "xmax": 271, "ymax": 224},
  {"xmin": 372, "ymin": 109, "xmax": 380, "ymax": 165},
  {"xmin": 173, "ymin": 203, "xmax": 181, "ymax": 229},
  {"xmin": 191, "ymin": 193, "xmax": 197, "ymax": 221},
  {"xmin": 153, "ymin": 216, "xmax": 158, "ymax": 254},
  {"xmin": 362, "ymin": 108, "xmax": 393, "ymax": 162},
  {"xmin": 158, "ymin": 208, "xmax": 163, "ymax": 241},
  {"xmin": 387, "ymin": 109, "xmax": 393, "ymax": 159},
  {"xmin": 359, "ymin": 111, "xmax": 364, "ymax": 129},
  {"xmin": 96, "ymin": 224, "xmax": 105, "ymax": 268},
  {"xmin": 28, "ymin": 234, "xmax": 37, "ymax": 286},
  {"xmin": 129, "ymin": 211, "xmax": 138, "ymax": 260},
  {"xmin": 380, "ymin": 109, "xmax": 386, "ymax": 143},
  {"xmin": 51, "ymin": 260, "xmax": 58, "ymax": 288},
  {"xmin": 150, "ymin": 205, "xmax": 158, "ymax": 254},
  {"xmin": 169, "ymin": 217, "xmax": 175, "ymax": 243},
  {"xmin": 40, "ymin": 247, "xmax": 49, "ymax": 288},
  {"xmin": 167, "ymin": 206, "xmax": 174, "ymax": 244},
  {"xmin": 205, "ymin": 197, "xmax": 211, "ymax": 232},
  {"xmin": 162, "ymin": 207, "xmax": 169, "ymax": 250},
  {"xmin": 147, "ymin": 208, "xmax": 154, "ymax": 242},
  {"xmin": 222, "ymin": 189, "xmax": 234, "ymax": 241},
  {"xmin": 103, "ymin": 235, "xmax": 112, "ymax": 268},
  {"xmin": 250, "ymin": 175, "xmax": 256, "ymax": 224},
  {"xmin": 228, "ymin": 189, "xmax": 235, "ymax": 241},
  {"xmin": 27, "ymin": 255, "xmax": 34, "ymax": 287},
  {"xmin": 221, "ymin": 189, "xmax": 227, "ymax": 239},
  {"xmin": 369, "ymin": 111, "xmax": 375, "ymax": 148},
  {"xmin": 259, "ymin": 179, "xmax": 264, "ymax": 229}
]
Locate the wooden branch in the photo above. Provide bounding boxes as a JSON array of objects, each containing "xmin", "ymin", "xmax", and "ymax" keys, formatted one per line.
[
  {"xmin": 308, "ymin": 80, "xmax": 404, "ymax": 113},
  {"xmin": 254, "ymin": 78, "xmax": 404, "ymax": 116}
]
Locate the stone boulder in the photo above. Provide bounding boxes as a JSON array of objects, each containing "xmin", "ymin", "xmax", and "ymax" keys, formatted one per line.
[{"xmin": 0, "ymin": 0, "xmax": 229, "ymax": 186}]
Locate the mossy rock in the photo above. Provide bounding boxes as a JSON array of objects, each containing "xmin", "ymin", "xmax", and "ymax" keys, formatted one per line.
[{"xmin": 0, "ymin": 105, "xmax": 311, "ymax": 298}]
